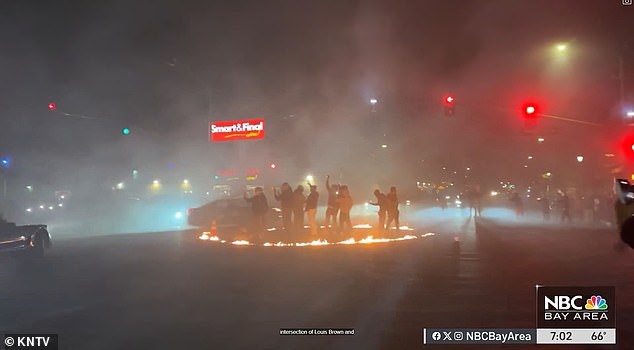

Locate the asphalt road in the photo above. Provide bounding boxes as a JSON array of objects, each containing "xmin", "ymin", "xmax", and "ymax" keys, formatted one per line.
[{"xmin": 1, "ymin": 207, "xmax": 632, "ymax": 350}]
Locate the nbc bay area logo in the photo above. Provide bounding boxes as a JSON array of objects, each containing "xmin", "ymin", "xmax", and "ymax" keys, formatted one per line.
[
  {"xmin": 537, "ymin": 286, "xmax": 615, "ymax": 328},
  {"xmin": 585, "ymin": 295, "xmax": 608, "ymax": 310}
]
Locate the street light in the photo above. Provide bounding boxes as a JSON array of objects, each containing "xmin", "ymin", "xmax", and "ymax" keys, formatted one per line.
[
  {"xmin": 576, "ymin": 155, "xmax": 584, "ymax": 163},
  {"xmin": 537, "ymin": 137, "xmax": 545, "ymax": 143},
  {"xmin": 551, "ymin": 43, "xmax": 569, "ymax": 60},
  {"xmin": 369, "ymin": 98, "xmax": 378, "ymax": 113},
  {"xmin": 627, "ymin": 111, "xmax": 634, "ymax": 118}
]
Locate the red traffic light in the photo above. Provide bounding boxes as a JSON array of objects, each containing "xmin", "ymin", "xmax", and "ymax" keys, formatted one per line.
[
  {"xmin": 522, "ymin": 103, "xmax": 539, "ymax": 118},
  {"xmin": 443, "ymin": 96, "xmax": 455, "ymax": 116},
  {"xmin": 620, "ymin": 135, "xmax": 634, "ymax": 160},
  {"xmin": 48, "ymin": 103, "xmax": 56, "ymax": 111}
]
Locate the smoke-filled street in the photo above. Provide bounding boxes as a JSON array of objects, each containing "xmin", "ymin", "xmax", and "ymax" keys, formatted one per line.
[
  {"xmin": 2, "ymin": 1, "xmax": 634, "ymax": 349},
  {"xmin": 2, "ymin": 208, "xmax": 632, "ymax": 349}
]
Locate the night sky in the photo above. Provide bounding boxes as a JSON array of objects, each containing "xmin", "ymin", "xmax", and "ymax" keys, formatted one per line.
[{"xmin": 1, "ymin": 0, "xmax": 632, "ymax": 191}]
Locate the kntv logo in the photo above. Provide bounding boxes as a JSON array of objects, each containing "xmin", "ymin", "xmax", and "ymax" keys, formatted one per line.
[
  {"xmin": 537, "ymin": 286, "xmax": 615, "ymax": 328},
  {"xmin": 4, "ymin": 334, "xmax": 58, "ymax": 349}
]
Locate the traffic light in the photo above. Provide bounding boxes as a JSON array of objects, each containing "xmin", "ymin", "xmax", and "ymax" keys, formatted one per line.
[
  {"xmin": 48, "ymin": 103, "xmax": 56, "ymax": 111},
  {"xmin": 523, "ymin": 104, "xmax": 537, "ymax": 117},
  {"xmin": 443, "ymin": 96, "xmax": 455, "ymax": 116},
  {"xmin": 122, "ymin": 127, "xmax": 131, "ymax": 135},
  {"xmin": 521, "ymin": 102, "xmax": 539, "ymax": 131},
  {"xmin": 621, "ymin": 135, "xmax": 634, "ymax": 160}
]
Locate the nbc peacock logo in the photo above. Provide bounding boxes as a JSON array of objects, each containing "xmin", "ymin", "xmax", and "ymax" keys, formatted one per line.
[{"xmin": 585, "ymin": 295, "xmax": 608, "ymax": 310}]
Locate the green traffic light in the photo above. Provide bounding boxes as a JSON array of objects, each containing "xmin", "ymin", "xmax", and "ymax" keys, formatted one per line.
[{"xmin": 122, "ymin": 128, "xmax": 130, "ymax": 135}]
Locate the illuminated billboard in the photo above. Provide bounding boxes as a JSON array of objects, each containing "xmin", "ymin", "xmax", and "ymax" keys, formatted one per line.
[{"xmin": 209, "ymin": 119, "xmax": 265, "ymax": 142}]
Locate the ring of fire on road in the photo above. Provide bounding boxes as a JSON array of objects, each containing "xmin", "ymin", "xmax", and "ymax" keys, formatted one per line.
[{"xmin": 198, "ymin": 224, "xmax": 436, "ymax": 247}]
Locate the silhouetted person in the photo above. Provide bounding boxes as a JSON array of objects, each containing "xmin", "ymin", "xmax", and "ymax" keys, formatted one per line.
[
  {"xmin": 273, "ymin": 183, "xmax": 293, "ymax": 232},
  {"xmin": 472, "ymin": 185, "xmax": 483, "ymax": 217},
  {"xmin": 292, "ymin": 185, "xmax": 306, "ymax": 232},
  {"xmin": 369, "ymin": 189, "xmax": 388, "ymax": 233},
  {"xmin": 592, "ymin": 197, "xmax": 601, "ymax": 224},
  {"xmin": 560, "ymin": 192, "xmax": 571, "ymax": 223},
  {"xmin": 0, "ymin": 213, "xmax": 9, "ymax": 231},
  {"xmin": 386, "ymin": 186, "xmax": 400, "ymax": 233},
  {"xmin": 305, "ymin": 185, "xmax": 319, "ymax": 236},
  {"xmin": 464, "ymin": 186, "xmax": 474, "ymax": 216},
  {"xmin": 244, "ymin": 187, "xmax": 268, "ymax": 235},
  {"xmin": 0, "ymin": 213, "xmax": 15, "ymax": 236},
  {"xmin": 437, "ymin": 190, "xmax": 447, "ymax": 210},
  {"xmin": 337, "ymin": 185, "xmax": 353, "ymax": 234},
  {"xmin": 615, "ymin": 197, "xmax": 634, "ymax": 249},
  {"xmin": 325, "ymin": 176, "xmax": 340, "ymax": 230},
  {"xmin": 510, "ymin": 192, "xmax": 524, "ymax": 217},
  {"xmin": 540, "ymin": 194, "xmax": 551, "ymax": 221}
]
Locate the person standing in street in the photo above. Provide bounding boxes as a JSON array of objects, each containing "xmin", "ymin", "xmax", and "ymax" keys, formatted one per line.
[
  {"xmin": 560, "ymin": 191, "xmax": 571, "ymax": 223},
  {"xmin": 369, "ymin": 189, "xmax": 388, "ymax": 234},
  {"xmin": 325, "ymin": 175, "xmax": 340, "ymax": 231},
  {"xmin": 472, "ymin": 184, "xmax": 483, "ymax": 217},
  {"xmin": 510, "ymin": 192, "xmax": 524, "ymax": 217},
  {"xmin": 337, "ymin": 185, "xmax": 353, "ymax": 234},
  {"xmin": 292, "ymin": 185, "xmax": 306, "ymax": 233},
  {"xmin": 305, "ymin": 185, "xmax": 319, "ymax": 236},
  {"xmin": 464, "ymin": 185, "xmax": 474, "ymax": 216},
  {"xmin": 273, "ymin": 183, "xmax": 293, "ymax": 232},
  {"xmin": 243, "ymin": 187, "xmax": 268, "ymax": 237},
  {"xmin": 540, "ymin": 194, "xmax": 551, "ymax": 221},
  {"xmin": 592, "ymin": 196, "xmax": 601, "ymax": 224},
  {"xmin": 386, "ymin": 186, "xmax": 400, "ymax": 233}
]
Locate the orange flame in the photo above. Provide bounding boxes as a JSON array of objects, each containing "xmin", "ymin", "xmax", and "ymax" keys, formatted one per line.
[{"xmin": 197, "ymin": 227, "xmax": 436, "ymax": 247}]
